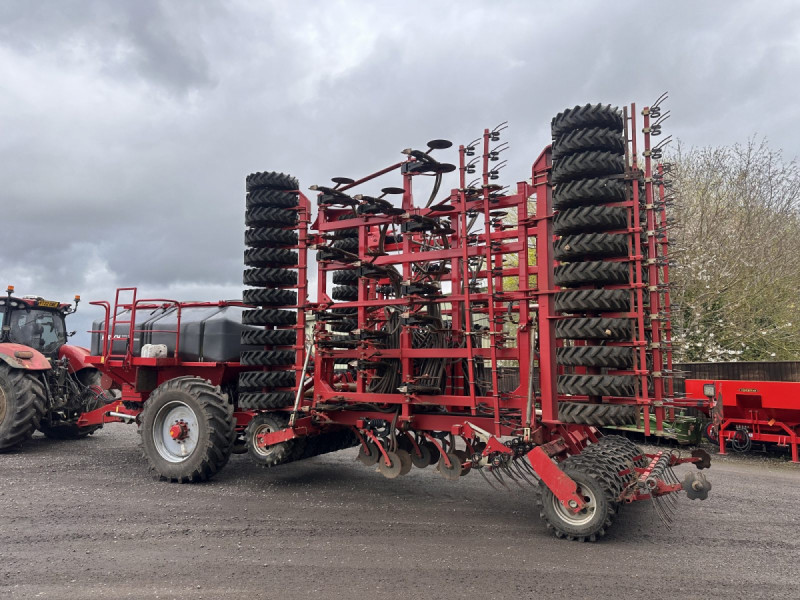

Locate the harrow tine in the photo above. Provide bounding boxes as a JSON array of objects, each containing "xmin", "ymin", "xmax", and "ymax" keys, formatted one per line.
[
  {"xmin": 501, "ymin": 464, "xmax": 527, "ymax": 490},
  {"xmin": 650, "ymin": 494, "xmax": 670, "ymax": 529},
  {"xmin": 491, "ymin": 467, "xmax": 510, "ymax": 490},
  {"xmin": 479, "ymin": 466, "xmax": 499, "ymax": 490},
  {"xmin": 520, "ymin": 459, "xmax": 538, "ymax": 479},
  {"xmin": 512, "ymin": 462, "xmax": 537, "ymax": 487}
]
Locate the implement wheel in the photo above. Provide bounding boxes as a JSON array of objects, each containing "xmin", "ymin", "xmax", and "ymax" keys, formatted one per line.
[
  {"xmin": 538, "ymin": 467, "xmax": 614, "ymax": 542},
  {"xmin": 245, "ymin": 411, "xmax": 296, "ymax": 467},
  {"xmin": 139, "ymin": 377, "xmax": 234, "ymax": 483},
  {"xmin": 0, "ymin": 364, "xmax": 45, "ymax": 452}
]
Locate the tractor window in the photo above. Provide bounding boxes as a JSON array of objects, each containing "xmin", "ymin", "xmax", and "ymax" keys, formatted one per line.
[{"xmin": 10, "ymin": 310, "xmax": 66, "ymax": 355}]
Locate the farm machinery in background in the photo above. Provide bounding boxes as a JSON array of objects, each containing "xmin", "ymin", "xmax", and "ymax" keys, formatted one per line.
[
  {"xmin": 83, "ymin": 97, "xmax": 712, "ymax": 541},
  {"xmin": 681, "ymin": 361, "xmax": 800, "ymax": 463},
  {"xmin": 0, "ymin": 287, "xmax": 111, "ymax": 451}
]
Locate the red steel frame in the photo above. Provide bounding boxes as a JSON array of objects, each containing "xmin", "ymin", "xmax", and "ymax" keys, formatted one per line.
[{"xmin": 286, "ymin": 103, "xmax": 689, "ymax": 506}]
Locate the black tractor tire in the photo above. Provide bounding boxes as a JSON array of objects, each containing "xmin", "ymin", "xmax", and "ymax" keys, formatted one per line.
[
  {"xmin": 554, "ymin": 261, "xmax": 629, "ymax": 287},
  {"xmin": 139, "ymin": 376, "xmax": 235, "ymax": 483},
  {"xmin": 242, "ymin": 309, "xmax": 297, "ymax": 327},
  {"xmin": 241, "ymin": 329, "xmax": 296, "ymax": 347},
  {"xmin": 240, "ymin": 350, "xmax": 295, "ymax": 367},
  {"xmin": 553, "ymin": 205, "xmax": 636, "ymax": 236},
  {"xmin": 244, "ymin": 247, "xmax": 297, "ymax": 267},
  {"xmin": 553, "ymin": 177, "xmax": 627, "ymax": 210},
  {"xmin": 557, "ymin": 401, "xmax": 637, "ymax": 426},
  {"xmin": 556, "ymin": 346, "xmax": 633, "ymax": 368},
  {"xmin": 554, "ymin": 233, "xmax": 628, "ymax": 262},
  {"xmin": 554, "ymin": 289, "xmax": 630, "ymax": 313},
  {"xmin": 552, "ymin": 127, "xmax": 625, "ymax": 160},
  {"xmin": 242, "ymin": 288, "xmax": 297, "ymax": 307},
  {"xmin": 0, "ymin": 364, "xmax": 46, "ymax": 452},
  {"xmin": 332, "ymin": 270, "xmax": 359, "ymax": 285},
  {"xmin": 332, "ymin": 212, "xmax": 359, "ymax": 238},
  {"xmin": 551, "ymin": 103, "xmax": 622, "ymax": 138},
  {"xmin": 245, "ymin": 411, "xmax": 296, "ymax": 467},
  {"xmin": 538, "ymin": 462, "xmax": 615, "ymax": 542},
  {"xmin": 244, "ymin": 227, "xmax": 298, "ymax": 248},
  {"xmin": 558, "ymin": 375, "xmax": 636, "ymax": 398},
  {"xmin": 39, "ymin": 369, "xmax": 107, "ymax": 440},
  {"xmin": 245, "ymin": 206, "xmax": 298, "ymax": 228},
  {"xmin": 245, "ymin": 171, "xmax": 299, "ymax": 192},
  {"xmin": 332, "ymin": 237, "xmax": 359, "ymax": 252},
  {"xmin": 243, "ymin": 268, "xmax": 297, "ymax": 287},
  {"xmin": 551, "ymin": 150, "xmax": 625, "ymax": 185},
  {"xmin": 332, "ymin": 285, "xmax": 358, "ymax": 301},
  {"xmin": 330, "ymin": 319, "xmax": 357, "ymax": 333},
  {"xmin": 238, "ymin": 370, "xmax": 296, "ymax": 390},
  {"xmin": 246, "ymin": 189, "xmax": 299, "ymax": 209},
  {"xmin": 555, "ymin": 317, "xmax": 632, "ymax": 340},
  {"xmin": 238, "ymin": 392, "xmax": 295, "ymax": 410}
]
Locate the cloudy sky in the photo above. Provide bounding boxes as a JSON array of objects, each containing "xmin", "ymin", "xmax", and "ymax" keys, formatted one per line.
[{"xmin": 1, "ymin": 0, "xmax": 799, "ymax": 345}]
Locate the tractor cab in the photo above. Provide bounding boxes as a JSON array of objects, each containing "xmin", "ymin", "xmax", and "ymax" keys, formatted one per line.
[{"xmin": 0, "ymin": 287, "xmax": 78, "ymax": 359}]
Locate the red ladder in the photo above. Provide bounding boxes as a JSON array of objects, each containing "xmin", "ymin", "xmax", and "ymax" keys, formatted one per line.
[{"xmin": 108, "ymin": 287, "xmax": 137, "ymax": 361}]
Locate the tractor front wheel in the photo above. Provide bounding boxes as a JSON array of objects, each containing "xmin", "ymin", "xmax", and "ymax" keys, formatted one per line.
[
  {"xmin": 0, "ymin": 364, "xmax": 46, "ymax": 452},
  {"xmin": 139, "ymin": 377, "xmax": 235, "ymax": 483}
]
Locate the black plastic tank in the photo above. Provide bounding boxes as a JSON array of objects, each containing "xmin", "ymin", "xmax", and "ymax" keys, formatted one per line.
[{"xmin": 91, "ymin": 304, "xmax": 266, "ymax": 362}]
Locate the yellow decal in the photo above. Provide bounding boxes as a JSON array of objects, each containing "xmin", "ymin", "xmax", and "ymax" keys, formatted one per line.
[{"xmin": 37, "ymin": 299, "xmax": 60, "ymax": 308}]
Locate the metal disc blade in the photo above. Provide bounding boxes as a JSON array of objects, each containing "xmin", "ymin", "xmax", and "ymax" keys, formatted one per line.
[
  {"xmin": 332, "ymin": 176, "xmax": 355, "ymax": 185},
  {"xmin": 427, "ymin": 139, "xmax": 453, "ymax": 150},
  {"xmin": 381, "ymin": 186, "xmax": 404, "ymax": 195},
  {"xmin": 434, "ymin": 163, "xmax": 457, "ymax": 174}
]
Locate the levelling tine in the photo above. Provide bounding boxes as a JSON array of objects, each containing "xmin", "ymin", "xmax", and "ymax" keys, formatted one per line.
[
  {"xmin": 479, "ymin": 467, "xmax": 499, "ymax": 490},
  {"xmin": 502, "ymin": 464, "xmax": 527, "ymax": 489},
  {"xmin": 520, "ymin": 459, "xmax": 539, "ymax": 479},
  {"xmin": 650, "ymin": 494, "xmax": 671, "ymax": 529},
  {"xmin": 490, "ymin": 467, "xmax": 510, "ymax": 489},
  {"xmin": 511, "ymin": 460, "xmax": 536, "ymax": 486}
]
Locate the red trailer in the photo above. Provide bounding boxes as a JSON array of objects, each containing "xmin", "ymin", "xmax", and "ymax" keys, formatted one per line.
[
  {"xmin": 83, "ymin": 97, "xmax": 712, "ymax": 541},
  {"xmin": 685, "ymin": 372, "xmax": 800, "ymax": 463}
]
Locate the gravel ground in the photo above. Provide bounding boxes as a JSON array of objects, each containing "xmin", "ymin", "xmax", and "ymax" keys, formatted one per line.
[{"xmin": 1, "ymin": 424, "xmax": 798, "ymax": 600}]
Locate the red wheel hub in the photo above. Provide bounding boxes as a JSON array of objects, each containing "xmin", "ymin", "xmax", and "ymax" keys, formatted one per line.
[{"xmin": 169, "ymin": 421, "xmax": 189, "ymax": 441}]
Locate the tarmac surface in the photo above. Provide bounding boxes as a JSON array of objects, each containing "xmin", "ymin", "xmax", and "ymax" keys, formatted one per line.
[{"xmin": 1, "ymin": 424, "xmax": 798, "ymax": 599}]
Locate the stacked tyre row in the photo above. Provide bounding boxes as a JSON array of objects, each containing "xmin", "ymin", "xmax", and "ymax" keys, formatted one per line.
[
  {"xmin": 239, "ymin": 171, "xmax": 300, "ymax": 411},
  {"xmin": 320, "ymin": 212, "xmax": 360, "ymax": 334},
  {"xmin": 549, "ymin": 104, "xmax": 638, "ymax": 426}
]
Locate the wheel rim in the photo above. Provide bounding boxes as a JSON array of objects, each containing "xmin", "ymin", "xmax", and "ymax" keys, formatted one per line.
[
  {"xmin": 152, "ymin": 400, "xmax": 200, "ymax": 463},
  {"xmin": 551, "ymin": 484, "xmax": 597, "ymax": 526},
  {"xmin": 251, "ymin": 421, "xmax": 279, "ymax": 458}
]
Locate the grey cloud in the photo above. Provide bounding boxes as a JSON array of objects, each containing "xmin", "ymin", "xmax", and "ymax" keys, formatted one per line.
[{"xmin": 2, "ymin": 0, "xmax": 800, "ymax": 348}]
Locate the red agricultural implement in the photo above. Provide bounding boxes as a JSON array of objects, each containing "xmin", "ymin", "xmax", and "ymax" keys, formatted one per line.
[
  {"xmin": 683, "ymin": 361, "xmax": 800, "ymax": 463},
  {"xmin": 86, "ymin": 97, "xmax": 712, "ymax": 541}
]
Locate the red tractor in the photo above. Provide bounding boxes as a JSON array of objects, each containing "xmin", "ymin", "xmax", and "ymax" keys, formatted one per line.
[{"xmin": 0, "ymin": 285, "xmax": 110, "ymax": 451}]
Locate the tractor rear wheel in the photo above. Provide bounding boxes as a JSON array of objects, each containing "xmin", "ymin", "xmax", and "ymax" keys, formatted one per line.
[
  {"xmin": 0, "ymin": 364, "xmax": 46, "ymax": 452},
  {"xmin": 139, "ymin": 376, "xmax": 234, "ymax": 483}
]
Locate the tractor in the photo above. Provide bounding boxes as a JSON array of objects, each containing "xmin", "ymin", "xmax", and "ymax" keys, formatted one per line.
[{"xmin": 0, "ymin": 285, "xmax": 110, "ymax": 451}]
